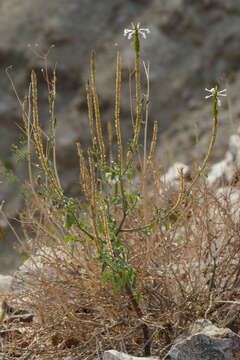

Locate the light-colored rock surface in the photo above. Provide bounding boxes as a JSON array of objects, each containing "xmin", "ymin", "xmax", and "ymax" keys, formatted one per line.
[
  {"xmin": 0, "ymin": 274, "xmax": 13, "ymax": 292},
  {"xmin": 10, "ymin": 245, "xmax": 72, "ymax": 294},
  {"xmin": 160, "ymin": 162, "xmax": 191, "ymax": 187},
  {"xmin": 103, "ymin": 350, "xmax": 158, "ymax": 360},
  {"xmin": 207, "ymin": 126, "xmax": 240, "ymax": 187}
]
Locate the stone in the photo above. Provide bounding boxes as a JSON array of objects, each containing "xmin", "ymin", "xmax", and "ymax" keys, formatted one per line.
[
  {"xmin": 164, "ymin": 319, "xmax": 240, "ymax": 360},
  {"xmin": 10, "ymin": 246, "xmax": 72, "ymax": 294},
  {"xmin": 206, "ymin": 126, "xmax": 240, "ymax": 187},
  {"xmin": 0, "ymin": 274, "xmax": 13, "ymax": 292},
  {"xmin": 103, "ymin": 350, "xmax": 158, "ymax": 360},
  {"xmin": 160, "ymin": 162, "xmax": 191, "ymax": 187}
]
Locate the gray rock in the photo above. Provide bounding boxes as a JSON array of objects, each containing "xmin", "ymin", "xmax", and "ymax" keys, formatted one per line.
[{"xmin": 164, "ymin": 319, "xmax": 240, "ymax": 360}]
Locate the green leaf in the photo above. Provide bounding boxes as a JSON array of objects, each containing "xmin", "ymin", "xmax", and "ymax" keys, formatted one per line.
[
  {"xmin": 163, "ymin": 220, "xmax": 169, "ymax": 230},
  {"xmin": 115, "ymin": 238, "xmax": 121, "ymax": 248},
  {"xmin": 66, "ymin": 213, "xmax": 74, "ymax": 230},
  {"xmin": 102, "ymin": 271, "xmax": 112, "ymax": 284},
  {"xmin": 128, "ymin": 267, "xmax": 133, "ymax": 278},
  {"xmin": 102, "ymin": 261, "xmax": 107, "ymax": 273},
  {"xmin": 137, "ymin": 293, "xmax": 141, "ymax": 304},
  {"xmin": 64, "ymin": 235, "xmax": 71, "ymax": 244},
  {"xmin": 132, "ymin": 274, "xmax": 137, "ymax": 289},
  {"xmin": 113, "ymin": 276, "xmax": 119, "ymax": 292},
  {"xmin": 21, "ymin": 255, "xmax": 28, "ymax": 263}
]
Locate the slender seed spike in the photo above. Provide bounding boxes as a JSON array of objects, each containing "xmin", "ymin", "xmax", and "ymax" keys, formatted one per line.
[
  {"xmin": 107, "ymin": 121, "xmax": 113, "ymax": 163},
  {"xmin": 132, "ymin": 49, "xmax": 141, "ymax": 151},
  {"xmin": 86, "ymin": 79, "xmax": 97, "ymax": 149},
  {"xmin": 146, "ymin": 121, "xmax": 158, "ymax": 170},
  {"xmin": 76, "ymin": 141, "xmax": 90, "ymax": 202},
  {"xmin": 165, "ymin": 167, "xmax": 184, "ymax": 217},
  {"xmin": 101, "ymin": 200, "xmax": 114, "ymax": 257},
  {"xmin": 31, "ymin": 70, "xmax": 63, "ymax": 198},
  {"xmin": 88, "ymin": 149, "xmax": 101, "ymax": 254},
  {"xmin": 115, "ymin": 49, "xmax": 123, "ymax": 170},
  {"xmin": 91, "ymin": 51, "xmax": 105, "ymax": 165}
]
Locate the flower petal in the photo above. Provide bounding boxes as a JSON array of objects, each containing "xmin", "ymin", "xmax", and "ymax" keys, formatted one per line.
[
  {"xmin": 139, "ymin": 31, "xmax": 146, "ymax": 39},
  {"xmin": 140, "ymin": 28, "xmax": 150, "ymax": 33}
]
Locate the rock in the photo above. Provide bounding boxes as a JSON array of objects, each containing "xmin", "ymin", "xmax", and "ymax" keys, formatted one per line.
[
  {"xmin": 10, "ymin": 245, "xmax": 72, "ymax": 294},
  {"xmin": 206, "ymin": 152, "xmax": 235, "ymax": 187},
  {"xmin": 0, "ymin": 274, "xmax": 13, "ymax": 292},
  {"xmin": 160, "ymin": 162, "xmax": 191, "ymax": 187},
  {"xmin": 103, "ymin": 350, "xmax": 158, "ymax": 360},
  {"xmin": 207, "ymin": 126, "xmax": 240, "ymax": 187},
  {"xmin": 158, "ymin": 162, "xmax": 191, "ymax": 205},
  {"xmin": 164, "ymin": 318, "xmax": 240, "ymax": 360}
]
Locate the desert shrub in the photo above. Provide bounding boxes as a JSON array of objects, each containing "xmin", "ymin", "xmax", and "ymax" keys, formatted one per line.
[{"xmin": 1, "ymin": 23, "xmax": 238, "ymax": 360}]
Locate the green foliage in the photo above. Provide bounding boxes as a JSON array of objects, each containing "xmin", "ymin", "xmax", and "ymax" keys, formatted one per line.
[{"xmin": 11, "ymin": 137, "xmax": 28, "ymax": 164}]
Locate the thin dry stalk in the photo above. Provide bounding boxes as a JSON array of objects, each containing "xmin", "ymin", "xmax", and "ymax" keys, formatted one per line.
[
  {"xmin": 86, "ymin": 79, "xmax": 97, "ymax": 150},
  {"xmin": 76, "ymin": 141, "xmax": 90, "ymax": 201},
  {"xmin": 91, "ymin": 52, "xmax": 105, "ymax": 165},
  {"xmin": 88, "ymin": 149, "xmax": 101, "ymax": 254},
  {"xmin": 31, "ymin": 70, "xmax": 63, "ymax": 198}
]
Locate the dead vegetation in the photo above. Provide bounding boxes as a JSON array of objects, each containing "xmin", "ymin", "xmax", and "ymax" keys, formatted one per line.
[{"xmin": 1, "ymin": 30, "xmax": 240, "ymax": 360}]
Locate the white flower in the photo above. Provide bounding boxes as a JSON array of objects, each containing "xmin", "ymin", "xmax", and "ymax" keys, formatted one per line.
[
  {"xmin": 205, "ymin": 87, "xmax": 227, "ymax": 106},
  {"xmin": 105, "ymin": 172, "xmax": 120, "ymax": 185},
  {"xmin": 124, "ymin": 23, "xmax": 150, "ymax": 40}
]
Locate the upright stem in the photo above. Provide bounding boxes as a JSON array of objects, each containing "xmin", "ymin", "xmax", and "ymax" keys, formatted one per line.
[
  {"xmin": 186, "ymin": 90, "xmax": 218, "ymax": 195},
  {"xmin": 125, "ymin": 282, "xmax": 151, "ymax": 356},
  {"xmin": 132, "ymin": 50, "xmax": 141, "ymax": 150}
]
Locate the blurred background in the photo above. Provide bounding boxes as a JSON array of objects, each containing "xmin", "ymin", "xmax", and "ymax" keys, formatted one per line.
[{"xmin": 0, "ymin": 0, "xmax": 240, "ymax": 274}]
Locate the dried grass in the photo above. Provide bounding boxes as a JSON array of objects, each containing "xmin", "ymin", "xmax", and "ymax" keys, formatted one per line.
[{"xmin": 1, "ymin": 174, "xmax": 240, "ymax": 359}]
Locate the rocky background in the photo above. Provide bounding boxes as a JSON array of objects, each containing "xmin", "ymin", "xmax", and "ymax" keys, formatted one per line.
[{"xmin": 0, "ymin": 0, "xmax": 240, "ymax": 273}]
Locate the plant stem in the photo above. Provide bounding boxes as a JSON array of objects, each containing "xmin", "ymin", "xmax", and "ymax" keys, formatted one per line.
[{"xmin": 125, "ymin": 282, "xmax": 151, "ymax": 356}]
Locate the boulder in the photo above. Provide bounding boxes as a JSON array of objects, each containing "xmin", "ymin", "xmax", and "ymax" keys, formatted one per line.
[{"xmin": 164, "ymin": 319, "xmax": 240, "ymax": 360}]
